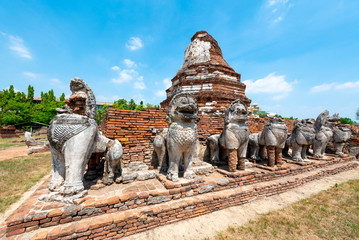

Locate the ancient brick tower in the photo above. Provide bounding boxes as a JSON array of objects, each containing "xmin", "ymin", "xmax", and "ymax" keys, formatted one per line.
[{"xmin": 160, "ymin": 31, "xmax": 251, "ymax": 114}]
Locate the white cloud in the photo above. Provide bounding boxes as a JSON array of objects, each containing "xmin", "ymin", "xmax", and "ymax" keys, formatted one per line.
[
  {"xmin": 8, "ymin": 35, "xmax": 32, "ymax": 59},
  {"xmin": 111, "ymin": 66, "xmax": 120, "ymax": 70},
  {"xmin": 243, "ymin": 72, "xmax": 295, "ymax": 100},
  {"xmin": 23, "ymin": 72, "xmax": 37, "ymax": 78},
  {"xmin": 155, "ymin": 90, "xmax": 166, "ymax": 97},
  {"xmin": 310, "ymin": 83, "xmax": 336, "ymax": 93},
  {"xmin": 111, "ymin": 69, "xmax": 144, "ymax": 85},
  {"xmin": 273, "ymin": 16, "xmax": 283, "ymax": 23},
  {"xmin": 163, "ymin": 78, "xmax": 172, "ymax": 88},
  {"xmin": 50, "ymin": 78, "xmax": 61, "ymax": 84},
  {"xmin": 268, "ymin": 0, "xmax": 288, "ymax": 6},
  {"xmin": 134, "ymin": 81, "xmax": 146, "ymax": 90},
  {"xmin": 133, "ymin": 94, "xmax": 145, "ymax": 104},
  {"xmin": 112, "ymin": 69, "xmax": 137, "ymax": 83},
  {"xmin": 335, "ymin": 81, "xmax": 359, "ymax": 89},
  {"xmin": 126, "ymin": 37, "xmax": 143, "ymax": 51},
  {"xmin": 154, "ymin": 78, "xmax": 171, "ymax": 98},
  {"xmin": 97, "ymin": 95, "xmax": 120, "ymax": 102},
  {"xmin": 310, "ymin": 81, "xmax": 359, "ymax": 92},
  {"xmin": 266, "ymin": 0, "xmax": 293, "ymax": 24},
  {"xmin": 123, "ymin": 59, "xmax": 136, "ymax": 68},
  {"xmin": 4, "ymin": 86, "xmax": 20, "ymax": 92}
]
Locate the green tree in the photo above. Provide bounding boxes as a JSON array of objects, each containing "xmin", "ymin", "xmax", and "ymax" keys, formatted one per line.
[
  {"xmin": 340, "ymin": 117, "xmax": 356, "ymax": 125},
  {"xmin": 31, "ymin": 90, "xmax": 65, "ymax": 125},
  {"xmin": 253, "ymin": 110, "xmax": 269, "ymax": 118},
  {"xmin": 60, "ymin": 93, "xmax": 65, "ymax": 102},
  {"xmin": 96, "ymin": 103, "xmax": 109, "ymax": 125}
]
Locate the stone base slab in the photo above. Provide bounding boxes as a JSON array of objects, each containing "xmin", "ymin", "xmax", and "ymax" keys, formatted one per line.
[{"xmin": 1, "ymin": 156, "xmax": 357, "ymax": 239}]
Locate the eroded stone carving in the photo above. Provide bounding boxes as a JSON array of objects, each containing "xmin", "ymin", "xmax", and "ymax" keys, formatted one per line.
[
  {"xmin": 45, "ymin": 78, "xmax": 123, "ymax": 202},
  {"xmin": 286, "ymin": 119, "xmax": 315, "ymax": 162},
  {"xmin": 166, "ymin": 93, "xmax": 200, "ymax": 181},
  {"xmin": 24, "ymin": 131, "xmax": 49, "ymax": 154},
  {"xmin": 332, "ymin": 125, "xmax": 352, "ymax": 156},
  {"xmin": 312, "ymin": 110, "xmax": 338, "ymax": 158},
  {"xmin": 258, "ymin": 118, "xmax": 288, "ymax": 167},
  {"xmin": 218, "ymin": 99, "xmax": 249, "ymax": 172},
  {"xmin": 153, "ymin": 128, "xmax": 168, "ymax": 171},
  {"xmin": 92, "ymin": 132, "xmax": 123, "ymax": 185},
  {"xmin": 207, "ymin": 134, "xmax": 220, "ymax": 163}
]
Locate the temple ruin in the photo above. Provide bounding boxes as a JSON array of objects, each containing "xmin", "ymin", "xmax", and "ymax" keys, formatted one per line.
[{"xmin": 161, "ymin": 31, "xmax": 251, "ymax": 114}]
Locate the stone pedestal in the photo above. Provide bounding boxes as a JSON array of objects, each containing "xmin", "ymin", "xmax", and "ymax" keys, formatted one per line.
[
  {"xmin": 267, "ymin": 146, "xmax": 275, "ymax": 167},
  {"xmin": 228, "ymin": 149, "xmax": 237, "ymax": 172}
]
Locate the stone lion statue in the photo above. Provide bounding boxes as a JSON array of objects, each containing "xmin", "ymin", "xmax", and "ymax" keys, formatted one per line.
[
  {"xmin": 248, "ymin": 118, "xmax": 288, "ymax": 167},
  {"xmin": 312, "ymin": 110, "xmax": 338, "ymax": 158},
  {"xmin": 46, "ymin": 78, "xmax": 123, "ymax": 200},
  {"xmin": 218, "ymin": 99, "xmax": 249, "ymax": 172},
  {"xmin": 153, "ymin": 128, "xmax": 168, "ymax": 171},
  {"xmin": 166, "ymin": 93, "xmax": 200, "ymax": 182},
  {"xmin": 286, "ymin": 119, "xmax": 315, "ymax": 162}
]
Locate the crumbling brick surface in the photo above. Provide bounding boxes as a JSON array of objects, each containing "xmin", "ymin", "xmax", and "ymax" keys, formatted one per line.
[
  {"xmin": 160, "ymin": 31, "xmax": 251, "ymax": 112},
  {"xmin": 100, "ymin": 108, "xmax": 296, "ymax": 167},
  {"xmin": 3, "ymin": 156, "xmax": 357, "ymax": 239},
  {"xmin": 0, "ymin": 125, "xmax": 17, "ymax": 139}
]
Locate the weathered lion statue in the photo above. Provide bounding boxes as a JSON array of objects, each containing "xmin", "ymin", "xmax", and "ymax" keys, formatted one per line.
[
  {"xmin": 153, "ymin": 128, "xmax": 168, "ymax": 171},
  {"xmin": 166, "ymin": 93, "xmax": 200, "ymax": 182},
  {"xmin": 218, "ymin": 99, "xmax": 249, "ymax": 172},
  {"xmin": 332, "ymin": 125, "xmax": 352, "ymax": 156},
  {"xmin": 249, "ymin": 118, "xmax": 288, "ymax": 167},
  {"xmin": 46, "ymin": 78, "xmax": 122, "ymax": 200},
  {"xmin": 312, "ymin": 110, "xmax": 338, "ymax": 158},
  {"xmin": 286, "ymin": 119, "xmax": 315, "ymax": 162}
]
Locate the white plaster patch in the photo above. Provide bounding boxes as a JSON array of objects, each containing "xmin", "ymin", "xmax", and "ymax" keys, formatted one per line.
[{"xmin": 183, "ymin": 39, "xmax": 211, "ymax": 67}]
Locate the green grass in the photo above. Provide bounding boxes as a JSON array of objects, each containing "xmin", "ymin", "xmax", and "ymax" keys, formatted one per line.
[
  {"xmin": 212, "ymin": 179, "xmax": 359, "ymax": 240},
  {"xmin": 0, "ymin": 136, "xmax": 25, "ymax": 150},
  {"xmin": 0, "ymin": 153, "xmax": 52, "ymax": 213},
  {"xmin": 0, "ymin": 135, "xmax": 47, "ymax": 151}
]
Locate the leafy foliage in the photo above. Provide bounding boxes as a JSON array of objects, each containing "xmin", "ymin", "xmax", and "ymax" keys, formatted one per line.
[
  {"xmin": 96, "ymin": 103, "xmax": 109, "ymax": 125},
  {"xmin": 0, "ymin": 85, "xmax": 65, "ymax": 127},
  {"xmin": 112, "ymin": 99, "xmax": 159, "ymax": 111},
  {"xmin": 340, "ymin": 117, "xmax": 357, "ymax": 125},
  {"xmin": 253, "ymin": 110, "xmax": 269, "ymax": 118}
]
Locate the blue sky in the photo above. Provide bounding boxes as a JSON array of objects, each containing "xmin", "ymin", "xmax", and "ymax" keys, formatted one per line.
[{"xmin": 1, "ymin": 0, "xmax": 358, "ymax": 120}]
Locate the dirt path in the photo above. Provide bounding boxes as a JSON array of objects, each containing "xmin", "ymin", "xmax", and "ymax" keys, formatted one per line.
[
  {"xmin": 123, "ymin": 167, "xmax": 359, "ymax": 240},
  {"xmin": 0, "ymin": 146, "xmax": 28, "ymax": 161}
]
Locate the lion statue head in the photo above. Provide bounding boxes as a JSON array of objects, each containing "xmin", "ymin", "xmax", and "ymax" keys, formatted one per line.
[
  {"xmin": 224, "ymin": 99, "xmax": 248, "ymax": 124},
  {"xmin": 167, "ymin": 93, "xmax": 199, "ymax": 123}
]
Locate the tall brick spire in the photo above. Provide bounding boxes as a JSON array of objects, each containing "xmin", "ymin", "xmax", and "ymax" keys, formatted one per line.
[{"xmin": 160, "ymin": 31, "xmax": 251, "ymax": 114}]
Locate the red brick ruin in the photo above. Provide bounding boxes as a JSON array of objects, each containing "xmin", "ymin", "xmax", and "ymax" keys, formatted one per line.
[
  {"xmin": 2, "ymin": 31, "xmax": 359, "ymax": 240},
  {"xmin": 161, "ymin": 31, "xmax": 251, "ymax": 114}
]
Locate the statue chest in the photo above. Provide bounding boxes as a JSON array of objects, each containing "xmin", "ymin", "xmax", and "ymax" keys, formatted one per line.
[{"xmin": 168, "ymin": 122, "xmax": 197, "ymax": 146}]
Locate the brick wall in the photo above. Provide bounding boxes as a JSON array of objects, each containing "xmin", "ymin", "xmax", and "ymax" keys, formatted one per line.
[
  {"xmin": 100, "ymin": 108, "xmax": 296, "ymax": 167},
  {"xmin": 0, "ymin": 125, "xmax": 17, "ymax": 139}
]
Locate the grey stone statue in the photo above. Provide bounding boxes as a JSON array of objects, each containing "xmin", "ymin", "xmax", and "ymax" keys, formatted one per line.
[
  {"xmin": 24, "ymin": 131, "xmax": 49, "ymax": 154},
  {"xmin": 207, "ymin": 134, "xmax": 220, "ymax": 163},
  {"xmin": 153, "ymin": 128, "xmax": 168, "ymax": 171},
  {"xmin": 312, "ymin": 110, "xmax": 338, "ymax": 158},
  {"xmin": 286, "ymin": 119, "xmax": 315, "ymax": 162},
  {"xmin": 248, "ymin": 133, "xmax": 263, "ymax": 161},
  {"xmin": 166, "ymin": 93, "xmax": 200, "ymax": 181},
  {"xmin": 332, "ymin": 125, "xmax": 352, "ymax": 156},
  {"xmin": 218, "ymin": 99, "xmax": 249, "ymax": 171},
  {"xmin": 257, "ymin": 118, "xmax": 288, "ymax": 167},
  {"xmin": 46, "ymin": 78, "xmax": 123, "ymax": 200}
]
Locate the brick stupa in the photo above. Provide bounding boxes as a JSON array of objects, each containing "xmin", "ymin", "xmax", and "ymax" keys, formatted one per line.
[{"xmin": 160, "ymin": 31, "xmax": 251, "ymax": 114}]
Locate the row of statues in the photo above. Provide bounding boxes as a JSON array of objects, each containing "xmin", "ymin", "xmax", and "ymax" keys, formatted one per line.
[
  {"xmin": 155, "ymin": 93, "xmax": 352, "ymax": 180},
  {"xmin": 44, "ymin": 78, "xmax": 352, "ymax": 200}
]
